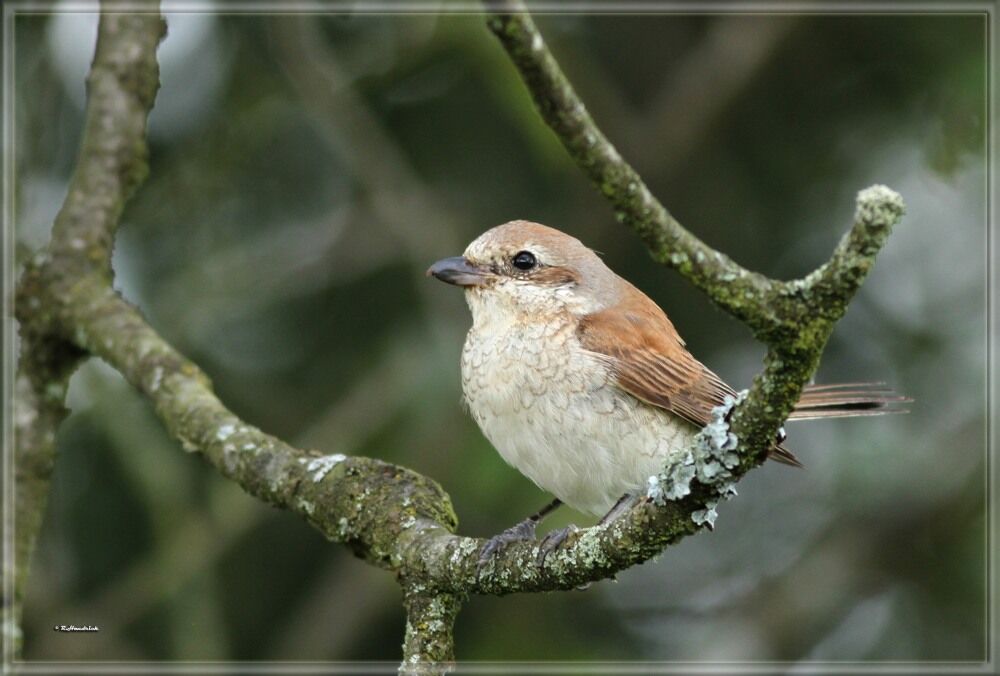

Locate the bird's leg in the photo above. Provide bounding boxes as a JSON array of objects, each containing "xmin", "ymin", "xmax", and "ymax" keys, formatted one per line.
[
  {"xmin": 537, "ymin": 493, "xmax": 638, "ymax": 568},
  {"xmin": 598, "ymin": 493, "xmax": 640, "ymax": 527},
  {"xmin": 478, "ymin": 498, "xmax": 562, "ymax": 567}
]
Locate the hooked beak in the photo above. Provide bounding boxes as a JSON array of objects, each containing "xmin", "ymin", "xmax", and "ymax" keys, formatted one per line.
[{"xmin": 426, "ymin": 256, "xmax": 491, "ymax": 287}]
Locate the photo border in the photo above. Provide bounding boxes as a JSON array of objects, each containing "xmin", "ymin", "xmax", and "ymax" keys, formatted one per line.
[{"xmin": 2, "ymin": 1, "xmax": 993, "ymax": 673}]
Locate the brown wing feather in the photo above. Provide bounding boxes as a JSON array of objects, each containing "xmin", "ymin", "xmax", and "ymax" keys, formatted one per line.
[
  {"xmin": 576, "ymin": 288, "xmax": 907, "ymax": 468},
  {"xmin": 576, "ymin": 291, "xmax": 735, "ymax": 429},
  {"xmin": 576, "ymin": 290, "xmax": 802, "ymax": 467}
]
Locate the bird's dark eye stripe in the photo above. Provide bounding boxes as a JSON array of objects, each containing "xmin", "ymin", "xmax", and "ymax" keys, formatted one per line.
[{"xmin": 512, "ymin": 251, "xmax": 537, "ymax": 270}]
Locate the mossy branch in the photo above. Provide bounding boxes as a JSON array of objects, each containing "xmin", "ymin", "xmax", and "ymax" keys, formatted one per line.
[
  {"xmin": 485, "ymin": 1, "xmax": 904, "ymax": 345},
  {"xmin": 5, "ymin": 330, "xmax": 82, "ymax": 657},
  {"xmin": 12, "ymin": 1, "xmax": 903, "ymax": 672},
  {"xmin": 7, "ymin": 6, "xmax": 166, "ymax": 660},
  {"xmin": 485, "ymin": 0, "xmax": 777, "ymax": 336},
  {"xmin": 400, "ymin": 585, "xmax": 461, "ymax": 671},
  {"xmin": 484, "ymin": 0, "xmax": 904, "ymax": 465}
]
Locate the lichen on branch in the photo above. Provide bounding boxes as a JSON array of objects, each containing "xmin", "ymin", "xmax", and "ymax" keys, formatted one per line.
[
  {"xmin": 485, "ymin": 0, "xmax": 777, "ymax": 334},
  {"xmin": 483, "ymin": 0, "xmax": 904, "ymax": 472}
]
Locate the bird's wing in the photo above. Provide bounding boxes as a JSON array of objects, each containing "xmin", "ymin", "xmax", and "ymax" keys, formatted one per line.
[
  {"xmin": 576, "ymin": 294, "xmax": 803, "ymax": 467},
  {"xmin": 575, "ymin": 295, "xmax": 735, "ymax": 429}
]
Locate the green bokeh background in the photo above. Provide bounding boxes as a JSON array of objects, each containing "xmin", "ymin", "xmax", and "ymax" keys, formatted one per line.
[{"xmin": 14, "ymin": 8, "xmax": 986, "ymax": 664}]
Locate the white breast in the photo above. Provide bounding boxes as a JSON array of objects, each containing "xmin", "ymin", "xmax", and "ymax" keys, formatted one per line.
[{"xmin": 460, "ymin": 299, "xmax": 696, "ymax": 517}]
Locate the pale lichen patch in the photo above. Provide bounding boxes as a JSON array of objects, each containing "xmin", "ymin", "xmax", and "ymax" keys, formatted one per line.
[
  {"xmin": 855, "ymin": 184, "xmax": 905, "ymax": 229},
  {"xmin": 296, "ymin": 498, "xmax": 316, "ymax": 516},
  {"xmin": 147, "ymin": 365, "xmax": 163, "ymax": 392},
  {"xmin": 300, "ymin": 454, "xmax": 347, "ymax": 483},
  {"xmin": 692, "ymin": 502, "xmax": 718, "ymax": 528},
  {"xmin": 647, "ymin": 390, "xmax": 747, "ymax": 527}
]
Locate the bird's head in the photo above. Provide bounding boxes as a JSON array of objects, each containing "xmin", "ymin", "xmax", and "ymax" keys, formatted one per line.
[{"xmin": 427, "ymin": 220, "xmax": 622, "ymax": 324}]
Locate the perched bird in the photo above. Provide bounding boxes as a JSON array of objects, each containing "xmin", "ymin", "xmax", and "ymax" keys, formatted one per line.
[{"xmin": 428, "ymin": 220, "xmax": 906, "ymax": 562}]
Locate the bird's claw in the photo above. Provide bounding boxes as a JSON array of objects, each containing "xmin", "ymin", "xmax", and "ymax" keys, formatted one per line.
[
  {"xmin": 477, "ymin": 518, "xmax": 538, "ymax": 572},
  {"xmin": 536, "ymin": 524, "xmax": 578, "ymax": 567}
]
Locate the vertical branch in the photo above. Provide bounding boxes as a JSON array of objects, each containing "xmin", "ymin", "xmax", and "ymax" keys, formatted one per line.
[
  {"xmin": 45, "ymin": 10, "xmax": 166, "ymax": 286},
  {"xmin": 400, "ymin": 583, "xmax": 461, "ymax": 674},
  {"xmin": 729, "ymin": 186, "xmax": 906, "ymax": 463},
  {"xmin": 7, "ymin": 3, "xmax": 166, "ymax": 659},
  {"xmin": 5, "ymin": 328, "xmax": 82, "ymax": 656}
]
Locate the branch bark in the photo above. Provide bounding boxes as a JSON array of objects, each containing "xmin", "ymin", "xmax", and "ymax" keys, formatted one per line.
[
  {"xmin": 400, "ymin": 584, "xmax": 461, "ymax": 672},
  {"xmin": 10, "ymin": 2, "xmax": 904, "ymax": 672},
  {"xmin": 484, "ymin": 2, "xmax": 777, "ymax": 337},
  {"xmin": 7, "ymin": 6, "xmax": 166, "ymax": 659},
  {"xmin": 483, "ymin": 0, "xmax": 904, "ymax": 461},
  {"xmin": 6, "ymin": 329, "xmax": 81, "ymax": 656}
]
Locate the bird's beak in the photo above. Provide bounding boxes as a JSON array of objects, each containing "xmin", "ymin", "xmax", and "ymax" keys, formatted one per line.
[{"xmin": 426, "ymin": 256, "xmax": 491, "ymax": 287}]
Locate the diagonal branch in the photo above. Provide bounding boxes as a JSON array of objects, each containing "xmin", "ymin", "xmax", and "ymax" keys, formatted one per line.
[
  {"xmin": 485, "ymin": 1, "xmax": 779, "ymax": 336},
  {"xmin": 483, "ymin": 0, "xmax": 904, "ymax": 456}
]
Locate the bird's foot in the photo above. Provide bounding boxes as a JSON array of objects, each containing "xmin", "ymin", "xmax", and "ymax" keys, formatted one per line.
[
  {"xmin": 477, "ymin": 518, "xmax": 538, "ymax": 571},
  {"xmin": 536, "ymin": 524, "xmax": 580, "ymax": 567}
]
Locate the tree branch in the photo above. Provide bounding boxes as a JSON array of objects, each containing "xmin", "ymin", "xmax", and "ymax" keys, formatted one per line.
[
  {"xmin": 7, "ymin": 7, "xmax": 166, "ymax": 657},
  {"xmin": 5, "ymin": 329, "xmax": 81, "ymax": 656},
  {"xmin": 483, "ymin": 0, "xmax": 904, "ymax": 458},
  {"xmin": 400, "ymin": 585, "xmax": 461, "ymax": 673},
  {"xmin": 484, "ymin": 2, "xmax": 779, "ymax": 336}
]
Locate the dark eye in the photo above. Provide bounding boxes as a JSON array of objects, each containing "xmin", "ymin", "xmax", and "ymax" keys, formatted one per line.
[{"xmin": 512, "ymin": 251, "xmax": 537, "ymax": 270}]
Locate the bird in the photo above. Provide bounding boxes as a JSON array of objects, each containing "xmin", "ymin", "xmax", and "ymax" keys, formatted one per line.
[{"xmin": 427, "ymin": 220, "xmax": 907, "ymax": 564}]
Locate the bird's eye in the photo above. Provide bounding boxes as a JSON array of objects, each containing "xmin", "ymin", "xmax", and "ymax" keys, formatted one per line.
[{"xmin": 512, "ymin": 251, "xmax": 537, "ymax": 271}]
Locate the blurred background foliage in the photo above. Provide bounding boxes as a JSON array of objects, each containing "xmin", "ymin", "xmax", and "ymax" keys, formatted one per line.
[{"xmin": 13, "ymin": 6, "xmax": 985, "ymax": 664}]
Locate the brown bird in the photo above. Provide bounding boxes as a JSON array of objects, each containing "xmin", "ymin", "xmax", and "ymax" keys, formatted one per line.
[{"xmin": 428, "ymin": 220, "xmax": 906, "ymax": 562}]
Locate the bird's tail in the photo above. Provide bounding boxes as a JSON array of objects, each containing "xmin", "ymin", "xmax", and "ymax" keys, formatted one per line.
[{"xmin": 768, "ymin": 382, "xmax": 910, "ymax": 468}]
